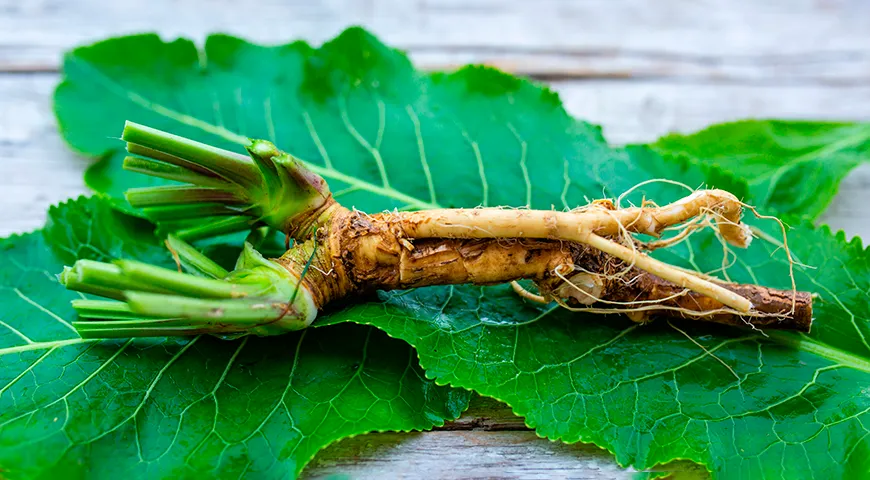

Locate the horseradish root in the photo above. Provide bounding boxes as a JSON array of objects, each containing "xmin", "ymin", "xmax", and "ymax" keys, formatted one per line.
[{"xmin": 60, "ymin": 122, "xmax": 812, "ymax": 338}]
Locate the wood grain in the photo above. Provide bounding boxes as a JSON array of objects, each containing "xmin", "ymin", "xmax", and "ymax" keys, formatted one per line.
[
  {"xmin": 302, "ymin": 395, "xmax": 708, "ymax": 479},
  {"xmin": 2, "ymin": 0, "xmax": 870, "ymax": 83},
  {"xmin": 303, "ymin": 430, "xmax": 631, "ymax": 479},
  {"xmin": 1, "ymin": 0, "xmax": 869, "ymax": 476},
  {"xmin": 303, "ymin": 431, "xmax": 638, "ymax": 479}
]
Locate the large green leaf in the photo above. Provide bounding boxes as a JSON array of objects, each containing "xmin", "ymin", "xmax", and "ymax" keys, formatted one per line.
[
  {"xmin": 53, "ymin": 28, "xmax": 870, "ymax": 478},
  {"xmin": 55, "ymin": 30, "xmax": 746, "ymax": 211},
  {"xmin": 323, "ymin": 222, "xmax": 870, "ymax": 479},
  {"xmin": 0, "ymin": 197, "xmax": 469, "ymax": 479},
  {"xmin": 652, "ymin": 121, "xmax": 870, "ymax": 220}
]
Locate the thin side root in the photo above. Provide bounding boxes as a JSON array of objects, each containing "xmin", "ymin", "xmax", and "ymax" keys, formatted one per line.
[
  {"xmin": 510, "ymin": 281, "xmax": 549, "ymax": 304},
  {"xmin": 668, "ymin": 320, "xmax": 742, "ymax": 384},
  {"xmin": 578, "ymin": 231, "xmax": 753, "ymax": 313}
]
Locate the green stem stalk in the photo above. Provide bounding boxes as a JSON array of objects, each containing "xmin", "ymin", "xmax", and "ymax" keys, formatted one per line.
[
  {"xmin": 122, "ymin": 121, "xmax": 260, "ymax": 187},
  {"xmin": 62, "ymin": 236, "xmax": 318, "ymax": 338}
]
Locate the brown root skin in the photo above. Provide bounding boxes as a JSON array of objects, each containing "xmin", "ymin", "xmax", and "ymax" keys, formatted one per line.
[
  {"xmin": 274, "ymin": 204, "xmax": 812, "ymax": 333},
  {"xmin": 549, "ymin": 261, "xmax": 812, "ymax": 332}
]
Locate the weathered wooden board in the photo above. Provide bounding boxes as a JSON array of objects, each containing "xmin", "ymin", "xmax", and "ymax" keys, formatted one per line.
[
  {"xmin": 304, "ymin": 431, "xmax": 637, "ymax": 479},
  {"xmin": 2, "ymin": 0, "xmax": 869, "ymax": 476},
  {"xmin": 303, "ymin": 395, "xmax": 709, "ymax": 479},
  {"xmin": 0, "ymin": 74, "xmax": 91, "ymax": 235},
  {"xmin": 2, "ymin": 0, "xmax": 870, "ymax": 83}
]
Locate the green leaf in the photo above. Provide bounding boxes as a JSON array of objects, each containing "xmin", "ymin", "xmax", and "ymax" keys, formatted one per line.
[
  {"xmin": 324, "ymin": 221, "xmax": 870, "ymax": 478},
  {"xmin": 55, "ymin": 30, "xmax": 745, "ymax": 212},
  {"xmin": 0, "ymin": 197, "xmax": 469, "ymax": 479},
  {"xmin": 651, "ymin": 120, "xmax": 870, "ymax": 220},
  {"xmin": 53, "ymin": 28, "xmax": 870, "ymax": 478}
]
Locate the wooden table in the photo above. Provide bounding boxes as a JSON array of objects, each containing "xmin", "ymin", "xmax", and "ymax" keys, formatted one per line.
[{"xmin": 2, "ymin": 1, "xmax": 869, "ymax": 477}]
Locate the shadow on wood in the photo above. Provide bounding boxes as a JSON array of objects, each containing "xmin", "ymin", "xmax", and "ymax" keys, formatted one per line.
[{"xmin": 303, "ymin": 395, "xmax": 709, "ymax": 479}]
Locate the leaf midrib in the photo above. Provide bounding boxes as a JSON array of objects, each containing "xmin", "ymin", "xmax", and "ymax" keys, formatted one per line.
[
  {"xmin": 755, "ymin": 125, "xmax": 870, "ymax": 184},
  {"xmin": 666, "ymin": 123, "xmax": 870, "ymax": 187},
  {"xmin": 70, "ymin": 57, "xmax": 439, "ymax": 211},
  {"xmin": 0, "ymin": 338, "xmax": 97, "ymax": 356},
  {"xmin": 749, "ymin": 125, "xmax": 870, "ymax": 208},
  {"xmin": 767, "ymin": 331, "xmax": 870, "ymax": 373}
]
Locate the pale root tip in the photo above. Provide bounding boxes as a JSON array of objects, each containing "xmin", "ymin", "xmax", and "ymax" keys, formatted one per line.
[{"xmin": 742, "ymin": 226, "xmax": 753, "ymax": 248}]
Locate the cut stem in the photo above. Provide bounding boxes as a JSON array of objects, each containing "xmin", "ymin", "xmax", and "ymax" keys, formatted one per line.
[
  {"xmin": 122, "ymin": 156, "xmax": 230, "ymax": 188},
  {"xmin": 122, "ymin": 122, "xmax": 333, "ymax": 240},
  {"xmin": 174, "ymin": 216, "xmax": 257, "ymax": 241},
  {"xmin": 122, "ymin": 121, "xmax": 260, "ymax": 187},
  {"xmin": 141, "ymin": 203, "xmax": 244, "ymax": 221},
  {"xmin": 61, "ymin": 241, "xmax": 319, "ymax": 338},
  {"xmin": 126, "ymin": 186, "xmax": 245, "ymax": 208},
  {"xmin": 164, "ymin": 234, "xmax": 229, "ymax": 279}
]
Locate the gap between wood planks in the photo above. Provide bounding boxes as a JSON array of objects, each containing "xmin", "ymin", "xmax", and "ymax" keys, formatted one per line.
[
  {"xmin": 2, "ymin": 46, "xmax": 870, "ymax": 86},
  {"xmin": 437, "ymin": 395, "xmax": 530, "ymax": 432}
]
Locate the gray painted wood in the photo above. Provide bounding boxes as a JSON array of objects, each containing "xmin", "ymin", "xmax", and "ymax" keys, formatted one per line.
[
  {"xmin": 304, "ymin": 431, "xmax": 638, "ymax": 480},
  {"xmin": 303, "ymin": 395, "xmax": 708, "ymax": 479},
  {"xmin": 304, "ymin": 431, "xmax": 710, "ymax": 479},
  {"xmin": 1, "ymin": 0, "xmax": 868, "ymax": 476},
  {"xmin": 2, "ymin": 0, "xmax": 870, "ymax": 83}
]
